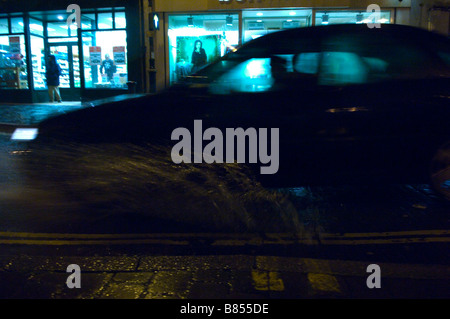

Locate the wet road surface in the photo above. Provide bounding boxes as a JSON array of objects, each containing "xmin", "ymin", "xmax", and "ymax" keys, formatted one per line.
[{"xmin": 0, "ymin": 134, "xmax": 449, "ymax": 299}]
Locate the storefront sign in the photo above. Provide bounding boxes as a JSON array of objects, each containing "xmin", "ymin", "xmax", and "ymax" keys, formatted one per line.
[
  {"xmin": 8, "ymin": 36, "xmax": 21, "ymax": 54},
  {"xmin": 89, "ymin": 46, "xmax": 102, "ymax": 65},
  {"xmin": 113, "ymin": 46, "xmax": 126, "ymax": 65}
]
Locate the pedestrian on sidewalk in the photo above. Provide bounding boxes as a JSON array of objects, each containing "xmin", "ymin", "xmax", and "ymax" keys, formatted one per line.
[{"xmin": 46, "ymin": 54, "xmax": 62, "ymax": 103}]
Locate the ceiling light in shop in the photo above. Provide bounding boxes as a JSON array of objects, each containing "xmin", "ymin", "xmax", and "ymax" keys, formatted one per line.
[
  {"xmin": 321, "ymin": 14, "xmax": 329, "ymax": 25},
  {"xmin": 289, "ymin": 11, "xmax": 296, "ymax": 16},
  {"xmin": 58, "ymin": 15, "xmax": 64, "ymax": 20},
  {"xmin": 256, "ymin": 12, "xmax": 263, "ymax": 16}
]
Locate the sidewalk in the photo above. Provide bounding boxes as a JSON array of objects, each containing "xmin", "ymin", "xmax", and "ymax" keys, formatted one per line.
[
  {"xmin": 0, "ymin": 94, "xmax": 148, "ymax": 127},
  {"xmin": 0, "ymin": 253, "xmax": 449, "ymax": 299}
]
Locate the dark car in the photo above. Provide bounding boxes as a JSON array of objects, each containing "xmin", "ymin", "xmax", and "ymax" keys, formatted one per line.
[{"xmin": 23, "ymin": 24, "xmax": 450, "ymax": 200}]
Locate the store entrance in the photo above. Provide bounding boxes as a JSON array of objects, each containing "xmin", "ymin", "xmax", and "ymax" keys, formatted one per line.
[{"xmin": 49, "ymin": 43, "xmax": 80, "ymax": 101}]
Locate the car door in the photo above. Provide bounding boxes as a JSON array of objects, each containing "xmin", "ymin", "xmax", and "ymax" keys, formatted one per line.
[
  {"xmin": 183, "ymin": 33, "xmax": 325, "ymax": 185},
  {"xmin": 313, "ymin": 28, "xmax": 450, "ymax": 183}
]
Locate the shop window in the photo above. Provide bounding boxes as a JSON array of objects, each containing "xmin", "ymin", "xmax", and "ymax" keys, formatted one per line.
[
  {"xmin": 242, "ymin": 9, "xmax": 312, "ymax": 43},
  {"xmin": 81, "ymin": 14, "xmax": 96, "ymax": 30},
  {"xmin": 29, "ymin": 18, "xmax": 44, "ymax": 36},
  {"xmin": 315, "ymin": 11, "xmax": 390, "ymax": 26},
  {"xmin": 0, "ymin": 35, "xmax": 28, "ymax": 89},
  {"xmin": 98, "ymin": 13, "xmax": 113, "ymax": 29},
  {"xmin": 168, "ymin": 13, "xmax": 239, "ymax": 84},
  {"xmin": 30, "ymin": 36, "xmax": 46, "ymax": 89},
  {"xmin": 47, "ymin": 22, "xmax": 71, "ymax": 37},
  {"xmin": 0, "ymin": 19, "xmax": 8, "ymax": 34},
  {"xmin": 10, "ymin": 17, "xmax": 24, "ymax": 33},
  {"xmin": 82, "ymin": 30, "xmax": 128, "ymax": 89},
  {"xmin": 114, "ymin": 12, "xmax": 126, "ymax": 29}
]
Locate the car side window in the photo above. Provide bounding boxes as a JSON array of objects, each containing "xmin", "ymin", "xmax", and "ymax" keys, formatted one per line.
[
  {"xmin": 209, "ymin": 53, "xmax": 322, "ymax": 94},
  {"xmin": 320, "ymin": 31, "xmax": 449, "ymax": 86},
  {"xmin": 209, "ymin": 57, "xmax": 274, "ymax": 94},
  {"xmin": 318, "ymin": 52, "xmax": 369, "ymax": 86},
  {"xmin": 208, "ymin": 33, "xmax": 322, "ymax": 94}
]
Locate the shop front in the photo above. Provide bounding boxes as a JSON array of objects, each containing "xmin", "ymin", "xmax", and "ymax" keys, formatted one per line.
[
  {"xmin": 149, "ymin": 0, "xmax": 411, "ymax": 91},
  {"xmin": 0, "ymin": 0, "xmax": 143, "ymax": 103}
]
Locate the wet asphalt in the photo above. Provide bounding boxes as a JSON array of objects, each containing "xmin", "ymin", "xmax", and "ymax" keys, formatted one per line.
[{"xmin": 0, "ymin": 101, "xmax": 448, "ymax": 299}]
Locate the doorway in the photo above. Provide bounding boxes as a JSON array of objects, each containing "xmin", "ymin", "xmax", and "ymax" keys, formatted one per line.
[{"xmin": 48, "ymin": 43, "xmax": 80, "ymax": 100}]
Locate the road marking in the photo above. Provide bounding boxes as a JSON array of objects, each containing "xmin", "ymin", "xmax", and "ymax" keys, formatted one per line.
[
  {"xmin": 0, "ymin": 230, "xmax": 448, "ymax": 246},
  {"xmin": 307, "ymin": 273, "xmax": 341, "ymax": 294},
  {"xmin": 251, "ymin": 270, "xmax": 285, "ymax": 291},
  {"xmin": 320, "ymin": 229, "xmax": 450, "ymax": 238}
]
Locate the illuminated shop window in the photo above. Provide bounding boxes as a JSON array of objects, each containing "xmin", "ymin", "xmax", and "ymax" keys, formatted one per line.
[
  {"xmin": 168, "ymin": 13, "xmax": 239, "ymax": 84},
  {"xmin": 242, "ymin": 9, "xmax": 312, "ymax": 43},
  {"xmin": 82, "ymin": 30, "xmax": 128, "ymax": 89},
  {"xmin": 114, "ymin": 12, "xmax": 126, "ymax": 29},
  {"xmin": 10, "ymin": 17, "xmax": 24, "ymax": 33},
  {"xmin": 30, "ymin": 36, "xmax": 46, "ymax": 89},
  {"xmin": 29, "ymin": 18, "xmax": 44, "ymax": 36},
  {"xmin": 81, "ymin": 14, "xmax": 96, "ymax": 30},
  {"xmin": 315, "ymin": 11, "xmax": 391, "ymax": 26},
  {"xmin": 0, "ymin": 33, "xmax": 28, "ymax": 89},
  {"xmin": 98, "ymin": 12, "xmax": 113, "ymax": 29},
  {"xmin": 80, "ymin": 8, "xmax": 128, "ymax": 90},
  {"xmin": 0, "ymin": 19, "xmax": 8, "ymax": 34}
]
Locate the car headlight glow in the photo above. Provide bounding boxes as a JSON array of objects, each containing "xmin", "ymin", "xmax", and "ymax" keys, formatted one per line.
[{"xmin": 10, "ymin": 128, "xmax": 39, "ymax": 141}]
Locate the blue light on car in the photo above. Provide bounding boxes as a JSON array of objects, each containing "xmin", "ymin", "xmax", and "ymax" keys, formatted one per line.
[{"xmin": 10, "ymin": 128, "xmax": 38, "ymax": 141}]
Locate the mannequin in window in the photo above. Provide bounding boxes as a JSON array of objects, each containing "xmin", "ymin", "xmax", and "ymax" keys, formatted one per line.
[{"xmin": 191, "ymin": 40, "xmax": 207, "ymax": 74}]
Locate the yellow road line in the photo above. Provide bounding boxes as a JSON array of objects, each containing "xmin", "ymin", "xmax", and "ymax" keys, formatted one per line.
[
  {"xmin": 251, "ymin": 270, "xmax": 285, "ymax": 291},
  {"xmin": 320, "ymin": 229, "xmax": 450, "ymax": 239},
  {"xmin": 307, "ymin": 273, "xmax": 341, "ymax": 294},
  {"xmin": 0, "ymin": 230, "xmax": 448, "ymax": 246},
  {"xmin": 0, "ymin": 239, "xmax": 190, "ymax": 246}
]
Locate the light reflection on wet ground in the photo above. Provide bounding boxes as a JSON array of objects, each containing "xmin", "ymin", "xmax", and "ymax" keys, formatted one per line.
[{"xmin": 0, "ymin": 135, "xmax": 448, "ymax": 237}]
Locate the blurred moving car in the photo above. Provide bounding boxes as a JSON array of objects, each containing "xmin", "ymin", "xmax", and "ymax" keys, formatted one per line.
[{"xmin": 22, "ymin": 24, "xmax": 450, "ymax": 200}]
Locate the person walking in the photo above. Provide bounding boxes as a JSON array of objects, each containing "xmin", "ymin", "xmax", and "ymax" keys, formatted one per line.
[
  {"xmin": 100, "ymin": 54, "xmax": 117, "ymax": 83},
  {"xmin": 46, "ymin": 54, "xmax": 62, "ymax": 103}
]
